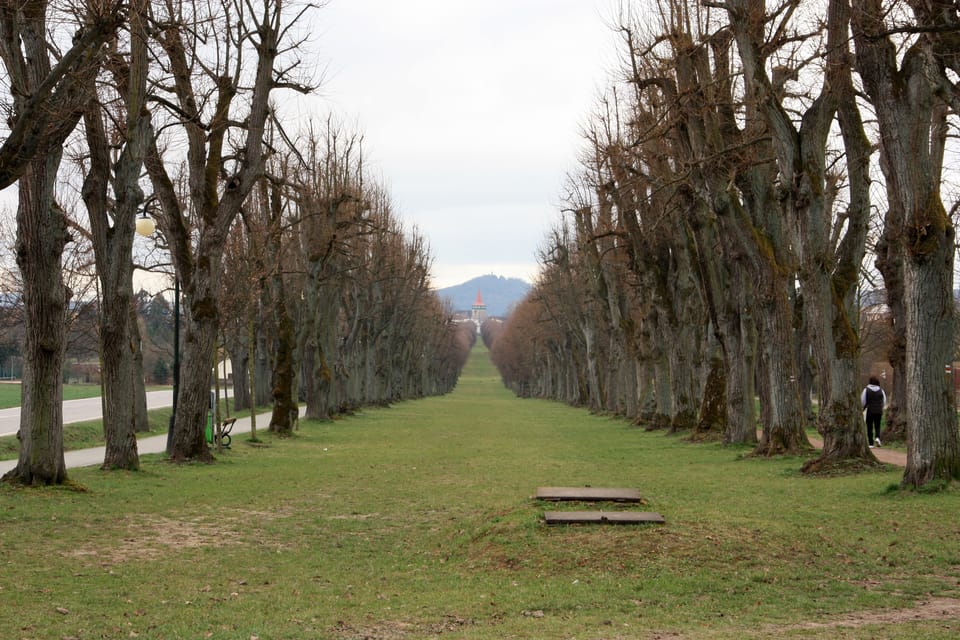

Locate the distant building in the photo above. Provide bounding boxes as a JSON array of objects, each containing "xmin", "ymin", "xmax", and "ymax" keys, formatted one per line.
[
  {"xmin": 861, "ymin": 303, "xmax": 890, "ymax": 322},
  {"xmin": 471, "ymin": 290, "xmax": 487, "ymax": 333}
]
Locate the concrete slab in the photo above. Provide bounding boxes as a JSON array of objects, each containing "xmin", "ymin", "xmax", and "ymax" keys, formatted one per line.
[
  {"xmin": 535, "ymin": 487, "xmax": 643, "ymax": 502},
  {"xmin": 543, "ymin": 511, "xmax": 665, "ymax": 525}
]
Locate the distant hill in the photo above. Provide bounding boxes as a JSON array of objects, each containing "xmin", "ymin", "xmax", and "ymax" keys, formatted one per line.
[{"xmin": 437, "ymin": 274, "xmax": 531, "ymax": 317}]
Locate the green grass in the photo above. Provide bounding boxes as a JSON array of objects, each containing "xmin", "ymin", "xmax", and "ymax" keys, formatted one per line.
[
  {"xmin": 0, "ymin": 382, "xmax": 111, "ymax": 409},
  {"xmin": 1, "ymin": 345, "xmax": 958, "ymax": 639}
]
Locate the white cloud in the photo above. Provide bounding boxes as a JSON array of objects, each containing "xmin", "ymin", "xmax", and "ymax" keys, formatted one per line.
[{"xmin": 312, "ymin": 0, "xmax": 618, "ymax": 287}]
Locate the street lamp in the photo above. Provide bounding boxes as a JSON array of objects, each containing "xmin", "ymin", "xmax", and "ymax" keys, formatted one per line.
[
  {"xmin": 135, "ymin": 214, "xmax": 178, "ymax": 455},
  {"xmin": 135, "ymin": 213, "xmax": 156, "ymax": 237}
]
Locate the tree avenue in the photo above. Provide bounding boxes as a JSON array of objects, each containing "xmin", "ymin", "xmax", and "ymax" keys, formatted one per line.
[
  {"xmin": 2, "ymin": 1, "xmax": 959, "ymax": 492},
  {"xmin": 0, "ymin": 1, "xmax": 474, "ymax": 483},
  {"xmin": 489, "ymin": 0, "xmax": 960, "ymax": 490}
]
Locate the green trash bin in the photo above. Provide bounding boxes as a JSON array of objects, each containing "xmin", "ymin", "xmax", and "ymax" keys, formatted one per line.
[{"xmin": 204, "ymin": 391, "xmax": 215, "ymax": 444}]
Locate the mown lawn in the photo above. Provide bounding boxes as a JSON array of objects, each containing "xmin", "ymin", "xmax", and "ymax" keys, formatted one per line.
[
  {"xmin": 0, "ymin": 345, "xmax": 957, "ymax": 639},
  {"xmin": 0, "ymin": 383, "xmax": 107, "ymax": 409}
]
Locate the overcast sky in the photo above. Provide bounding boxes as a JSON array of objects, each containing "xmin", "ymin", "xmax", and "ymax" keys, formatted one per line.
[{"xmin": 312, "ymin": 1, "xmax": 619, "ymax": 288}]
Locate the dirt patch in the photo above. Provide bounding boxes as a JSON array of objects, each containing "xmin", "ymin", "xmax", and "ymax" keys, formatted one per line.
[
  {"xmin": 331, "ymin": 614, "xmax": 473, "ymax": 639},
  {"xmin": 769, "ymin": 597, "xmax": 960, "ymax": 632},
  {"xmin": 331, "ymin": 619, "xmax": 414, "ymax": 639},
  {"xmin": 60, "ymin": 515, "xmax": 242, "ymax": 564},
  {"xmin": 61, "ymin": 507, "xmax": 290, "ymax": 565},
  {"xmin": 807, "ymin": 434, "xmax": 907, "ymax": 468},
  {"xmin": 801, "ymin": 456, "xmax": 890, "ymax": 477},
  {"xmin": 327, "ymin": 512, "xmax": 382, "ymax": 521}
]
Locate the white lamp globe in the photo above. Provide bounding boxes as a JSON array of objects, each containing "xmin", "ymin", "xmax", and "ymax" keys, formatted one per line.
[{"xmin": 135, "ymin": 215, "xmax": 156, "ymax": 236}]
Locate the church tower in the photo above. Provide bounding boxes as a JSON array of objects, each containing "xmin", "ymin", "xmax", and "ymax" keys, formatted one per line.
[{"xmin": 471, "ymin": 290, "xmax": 487, "ymax": 333}]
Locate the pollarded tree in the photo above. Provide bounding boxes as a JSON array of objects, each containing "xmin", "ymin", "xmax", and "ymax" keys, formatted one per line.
[
  {"xmin": 256, "ymin": 167, "xmax": 298, "ymax": 436},
  {"xmin": 293, "ymin": 122, "xmax": 366, "ymax": 420},
  {"xmin": 534, "ymin": 224, "xmax": 594, "ymax": 408},
  {"xmin": 850, "ymin": 0, "xmax": 960, "ymax": 488},
  {"xmin": 585, "ymin": 88, "xmax": 708, "ymax": 433},
  {"xmin": 0, "ymin": 2, "xmax": 123, "ymax": 485},
  {"xmin": 80, "ymin": 0, "xmax": 151, "ymax": 470},
  {"xmin": 143, "ymin": 0, "xmax": 314, "ymax": 462},
  {"xmin": 613, "ymin": 10, "xmax": 758, "ymax": 445},
  {"xmin": 660, "ymin": 12, "xmax": 809, "ymax": 455},
  {"xmin": 719, "ymin": 0, "xmax": 875, "ymax": 470}
]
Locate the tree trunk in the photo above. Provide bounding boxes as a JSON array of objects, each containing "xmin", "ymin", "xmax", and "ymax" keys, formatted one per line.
[
  {"xmin": 688, "ymin": 204, "xmax": 757, "ymax": 445},
  {"xmin": 850, "ymin": 1, "xmax": 960, "ymax": 487},
  {"xmin": 169, "ymin": 272, "xmax": 220, "ymax": 462},
  {"xmin": 268, "ymin": 261, "xmax": 296, "ymax": 435},
  {"xmin": 666, "ymin": 242, "xmax": 701, "ymax": 434},
  {"xmin": 580, "ymin": 321, "xmax": 604, "ymax": 412},
  {"xmin": 648, "ymin": 357, "xmax": 672, "ymax": 431},
  {"xmin": 724, "ymin": 308, "xmax": 757, "ymax": 445},
  {"xmin": 753, "ymin": 284, "xmax": 810, "ymax": 455},
  {"xmin": 794, "ymin": 292, "xmax": 815, "ymax": 426},
  {"xmin": 693, "ymin": 345, "xmax": 726, "ymax": 440},
  {"xmin": 303, "ymin": 282, "xmax": 338, "ymax": 420},
  {"xmin": 667, "ymin": 324, "xmax": 698, "ymax": 433},
  {"xmin": 248, "ymin": 309, "xmax": 258, "ymax": 442},
  {"xmin": 876, "ymin": 229, "xmax": 908, "ymax": 443},
  {"xmin": 131, "ymin": 303, "xmax": 149, "ymax": 433},
  {"xmin": 902, "ymin": 230, "xmax": 960, "ymax": 486},
  {"xmin": 98, "ymin": 283, "xmax": 139, "ymax": 470},
  {"xmin": 801, "ymin": 281, "xmax": 874, "ymax": 472},
  {"xmin": 3, "ymin": 153, "xmax": 69, "ymax": 484},
  {"xmin": 228, "ymin": 345, "xmax": 250, "ymax": 411}
]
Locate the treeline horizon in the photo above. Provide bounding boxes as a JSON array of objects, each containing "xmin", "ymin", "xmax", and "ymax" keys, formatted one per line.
[
  {"xmin": 0, "ymin": 1, "xmax": 474, "ymax": 485},
  {"xmin": 485, "ymin": 0, "xmax": 960, "ymax": 491}
]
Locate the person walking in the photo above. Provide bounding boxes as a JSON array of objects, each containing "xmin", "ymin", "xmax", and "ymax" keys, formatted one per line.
[{"xmin": 861, "ymin": 376, "xmax": 886, "ymax": 448}]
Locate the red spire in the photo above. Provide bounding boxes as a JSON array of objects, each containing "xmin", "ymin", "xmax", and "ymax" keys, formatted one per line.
[{"xmin": 474, "ymin": 290, "xmax": 484, "ymax": 306}]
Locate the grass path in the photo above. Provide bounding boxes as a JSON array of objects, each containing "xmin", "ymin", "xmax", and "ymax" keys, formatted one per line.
[{"xmin": 0, "ymin": 344, "xmax": 957, "ymax": 639}]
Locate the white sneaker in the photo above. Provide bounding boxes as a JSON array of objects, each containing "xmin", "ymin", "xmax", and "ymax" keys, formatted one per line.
[
  {"xmin": 869, "ymin": 445, "xmax": 874, "ymax": 449},
  {"xmin": 875, "ymin": 437, "xmax": 882, "ymax": 447}
]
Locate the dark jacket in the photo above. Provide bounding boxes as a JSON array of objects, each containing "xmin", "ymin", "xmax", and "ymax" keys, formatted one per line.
[{"xmin": 861, "ymin": 384, "xmax": 886, "ymax": 416}]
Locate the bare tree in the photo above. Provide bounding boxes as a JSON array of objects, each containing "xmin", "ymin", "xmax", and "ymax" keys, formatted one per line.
[
  {"xmin": 259, "ymin": 169, "xmax": 298, "ymax": 435},
  {"xmin": 81, "ymin": 0, "xmax": 150, "ymax": 470},
  {"xmin": 662, "ymin": 10, "xmax": 808, "ymax": 455},
  {"xmin": 143, "ymin": 0, "xmax": 314, "ymax": 461},
  {"xmin": 850, "ymin": 0, "xmax": 960, "ymax": 488},
  {"xmin": 0, "ymin": 2, "xmax": 121, "ymax": 485},
  {"xmin": 0, "ymin": 1, "xmax": 123, "ymax": 190},
  {"xmin": 294, "ymin": 122, "xmax": 365, "ymax": 420},
  {"xmin": 721, "ymin": 0, "xmax": 874, "ymax": 470}
]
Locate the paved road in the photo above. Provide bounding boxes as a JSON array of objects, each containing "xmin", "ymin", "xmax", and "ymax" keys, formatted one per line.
[
  {"xmin": 0, "ymin": 390, "xmax": 174, "ymax": 438},
  {"xmin": 0, "ymin": 408, "xmax": 272, "ymax": 476}
]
